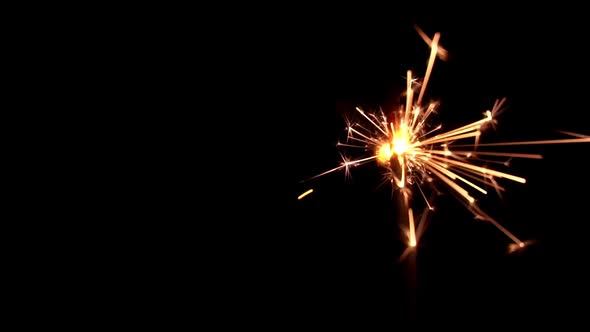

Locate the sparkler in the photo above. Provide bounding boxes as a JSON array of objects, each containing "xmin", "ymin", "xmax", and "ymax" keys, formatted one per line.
[{"xmin": 302, "ymin": 27, "xmax": 590, "ymax": 257}]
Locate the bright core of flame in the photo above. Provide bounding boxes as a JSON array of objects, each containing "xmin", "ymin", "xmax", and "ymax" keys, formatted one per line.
[{"xmin": 378, "ymin": 122, "xmax": 411, "ymax": 162}]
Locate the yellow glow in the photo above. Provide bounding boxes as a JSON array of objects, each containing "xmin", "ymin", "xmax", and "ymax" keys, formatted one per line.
[
  {"xmin": 393, "ymin": 135, "xmax": 409, "ymax": 155},
  {"xmin": 377, "ymin": 143, "xmax": 393, "ymax": 164},
  {"xmin": 394, "ymin": 123, "xmax": 410, "ymax": 155},
  {"xmin": 376, "ymin": 123, "xmax": 411, "ymax": 164},
  {"xmin": 297, "ymin": 189, "xmax": 314, "ymax": 200}
]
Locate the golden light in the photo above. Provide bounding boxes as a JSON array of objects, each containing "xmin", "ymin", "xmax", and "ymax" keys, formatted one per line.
[
  {"xmin": 377, "ymin": 122, "xmax": 411, "ymax": 165},
  {"xmin": 303, "ymin": 26, "xmax": 590, "ymax": 255},
  {"xmin": 392, "ymin": 124, "xmax": 411, "ymax": 155},
  {"xmin": 297, "ymin": 189, "xmax": 314, "ymax": 200},
  {"xmin": 377, "ymin": 143, "xmax": 393, "ymax": 164}
]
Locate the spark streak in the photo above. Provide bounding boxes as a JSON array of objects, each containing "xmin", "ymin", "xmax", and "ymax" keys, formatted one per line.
[{"xmin": 298, "ymin": 189, "xmax": 314, "ymax": 200}]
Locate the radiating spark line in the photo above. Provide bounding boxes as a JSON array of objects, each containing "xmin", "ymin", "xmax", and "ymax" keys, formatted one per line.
[
  {"xmin": 347, "ymin": 136, "xmax": 374, "ymax": 146},
  {"xmin": 464, "ymin": 157, "xmax": 511, "ymax": 166},
  {"xmin": 428, "ymin": 154, "xmax": 527, "ymax": 183},
  {"xmin": 417, "ymin": 124, "xmax": 442, "ymax": 139},
  {"xmin": 408, "ymin": 208, "xmax": 417, "ymax": 247},
  {"xmin": 410, "ymin": 107, "xmax": 421, "ymax": 133},
  {"xmin": 422, "ymin": 126, "xmax": 480, "ymax": 144},
  {"xmin": 468, "ymin": 204, "xmax": 523, "ymax": 245},
  {"xmin": 416, "ymin": 32, "xmax": 440, "ymax": 106},
  {"xmin": 557, "ymin": 130, "xmax": 589, "ymax": 138},
  {"xmin": 425, "ymin": 164, "xmax": 475, "ymax": 203},
  {"xmin": 436, "ymin": 150, "xmax": 543, "ymax": 159},
  {"xmin": 451, "ymin": 137, "xmax": 590, "ymax": 147},
  {"xmin": 405, "ymin": 71, "xmax": 414, "ymax": 125},
  {"xmin": 356, "ymin": 107, "xmax": 389, "ymax": 136},
  {"xmin": 354, "ymin": 122, "xmax": 381, "ymax": 137},
  {"xmin": 415, "ymin": 25, "xmax": 448, "ymax": 60},
  {"xmin": 417, "ymin": 131, "xmax": 481, "ymax": 146},
  {"xmin": 415, "ymin": 206, "xmax": 432, "ymax": 242},
  {"xmin": 416, "ymin": 183, "xmax": 433, "ymax": 210},
  {"xmin": 455, "ymin": 170, "xmax": 506, "ymax": 193},
  {"xmin": 337, "ymin": 142, "xmax": 366, "ymax": 149},
  {"xmin": 425, "ymin": 160, "xmax": 488, "ymax": 194},
  {"xmin": 348, "ymin": 126, "xmax": 380, "ymax": 143},
  {"xmin": 306, "ymin": 155, "xmax": 380, "ymax": 181}
]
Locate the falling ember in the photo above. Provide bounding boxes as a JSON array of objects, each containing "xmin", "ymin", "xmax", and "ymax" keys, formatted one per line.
[
  {"xmin": 303, "ymin": 27, "xmax": 590, "ymax": 256},
  {"xmin": 298, "ymin": 188, "xmax": 314, "ymax": 200}
]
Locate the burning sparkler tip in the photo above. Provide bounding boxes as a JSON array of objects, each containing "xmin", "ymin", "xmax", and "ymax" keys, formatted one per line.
[
  {"xmin": 305, "ymin": 28, "xmax": 590, "ymax": 260},
  {"xmin": 508, "ymin": 240, "xmax": 534, "ymax": 253}
]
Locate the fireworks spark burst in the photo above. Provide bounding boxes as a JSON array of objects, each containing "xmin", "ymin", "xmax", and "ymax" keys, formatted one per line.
[{"xmin": 303, "ymin": 27, "xmax": 590, "ymax": 257}]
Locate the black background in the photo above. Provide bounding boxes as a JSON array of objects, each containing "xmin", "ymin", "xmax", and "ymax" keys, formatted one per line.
[
  {"xmin": 221, "ymin": 7, "xmax": 590, "ymax": 325},
  {"xmin": 15, "ymin": 4, "xmax": 590, "ymax": 329},
  {"xmin": 239, "ymin": 9, "xmax": 590, "ymax": 326},
  {"xmin": 135, "ymin": 5, "xmax": 590, "ymax": 327}
]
